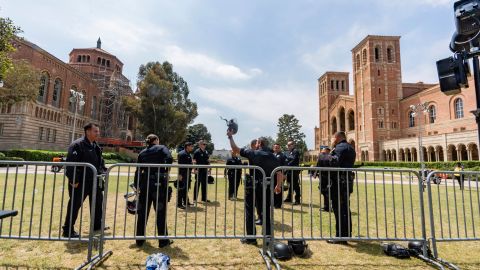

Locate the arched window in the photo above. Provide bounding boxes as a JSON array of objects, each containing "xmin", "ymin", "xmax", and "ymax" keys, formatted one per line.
[
  {"xmin": 454, "ymin": 98, "xmax": 464, "ymax": 119},
  {"xmin": 87, "ymin": 55, "xmax": 90, "ymax": 62},
  {"xmin": 97, "ymin": 57, "xmax": 101, "ymax": 64},
  {"xmin": 331, "ymin": 117, "xmax": 337, "ymax": 134},
  {"xmin": 69, "ymin": 86, "xmax": 77, "ymax": 112},
  {"xmin": 341, "ymin": 80, "xmax": 345, "ymax": 90},
  {"xmin": 377, "ymin": 106, "xmax": 384, "ymax": 115},
  {"xmin": 374, "ymin": 46, "xmax": 380, "ymax": 62},
  {"xmin": 52, "ymin": 79, "xmax": 62, "ymax": 107},
  {"xmin": 81, "ymin": 55, "xmax": 86, "ymax": 62},
  {"xmin": 362, "ymin": 49, "xmax": 367, "ymax": 65},
  {"xmin": 336, "ymin": 80, "xmax": 339, "ymax": 90},
  {"xmin": 409, "ymin": 111, "xmax": 415, "ymax": 127},
  {"xmin": 106, "ymin": 60, "xmax": 110, "ymax": 67},
  {"xmin": 348, "ymin": 110, "xmax": 355, "ymax": 131},
  {"xmin": 387, "ymin": 47, "xmax": 394, "ymax": 63},
  {"xmin": 77, "ymin": 55, "xmax": 81, "ymax": 62},
  {"xmin": 378, "ymin": 88, "xmax": 381, "ymax": 95},
  {"xmin": 429, "ymin": 105, "xmax": 436, "ymax": 123},
  {"xmin": 38, "ymin": 73, "xmax": 49, "ymax": 103},
  {"xmin": 356, "ymin": 54, "xmax": 360, "ymax": 70},
  {"xmin": 330, "ymin": 80, "xmax": 334, "ymax": 90},
  {"xmin": 378, "ymin": 120, "xmax": 384, "ymax": 129}
]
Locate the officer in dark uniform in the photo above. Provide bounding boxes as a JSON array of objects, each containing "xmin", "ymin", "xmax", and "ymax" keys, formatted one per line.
[
  {"xmin": 225, "ymin": 150, "xmax": 242, "ymax": 200},
  {"xmin": 284, "ymin": 140, "xmax": 301, "ymax": 205},
  {"xmin": 244, "ymin": 139, "xmax": 263, "ymax": 224},
  {"xmin": 227, "ymin": 132, "xmax": 282, "ymax": 245},
  {"xmin": 193, "ymin": 140, "xmax": 210, "ymax": 202},
  {"xmin": 327, "ymin": 131, "xmax": 356, "ymax": 245},
  {"xmin": 177, "ymin": 142, "xmax": 194, "ymax": 209},
  {"xmin": 315, "ymin": 146, "xmax": 332, "ymax": 212},
  {"xmin": 272, "ymin": 143, "xmax": 286, "ymax": 208},
  {"xmin": 63, "ymin": 123, "xmax": 106, "ymax": 238},
  {"xmin": 134, "ymin": 134, "xmax": 173, "ymax": 248}
]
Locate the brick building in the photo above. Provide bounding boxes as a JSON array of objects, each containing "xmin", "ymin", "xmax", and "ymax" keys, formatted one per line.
[
  {"xmin": 313, "ymin": 35, "xmax": 480, "ymax": 162},
  {"xmin": 0, "ymin": 38, "xmax": 141, "ymax": 151}
]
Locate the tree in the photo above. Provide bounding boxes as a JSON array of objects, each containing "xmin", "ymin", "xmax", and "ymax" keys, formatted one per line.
[
  {"xmin": 184, "ymin": 123, "xmax": 215, "ymax": 153},
  {"xmin": 0, "ymin": 17, "xmax": 22, "ymax": 79},
  {"xmin": 0, "ymin": 60, "xmax": 41, "ymax": 104},
  {"xmin": 276, "ymin": 114, "xmax": 307, "ymax": 157},
  {"xmin": 136, "ymin": 61, "xmax": 198, "ymax": 148}
]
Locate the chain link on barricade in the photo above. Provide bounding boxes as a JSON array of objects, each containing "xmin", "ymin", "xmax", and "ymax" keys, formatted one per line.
[
  {"xmin": 0, "ymin": 161, "xmax": 106, "ymax": 269},
  {"xmin": 426, "ymin": 170, "xmax": 480, "ymax": 269}
]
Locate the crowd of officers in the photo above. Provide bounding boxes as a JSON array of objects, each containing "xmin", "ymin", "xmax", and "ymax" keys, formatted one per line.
[{"xmin": 62, "ymin": 122, "xmax": 356, "ymax": 248}]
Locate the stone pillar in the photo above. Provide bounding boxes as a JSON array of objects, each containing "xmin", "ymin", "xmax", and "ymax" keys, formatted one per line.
[
  {"xmin": 457, "ymin": 149, "xmax": 462, "ymax": 161},
  {"xmin": 468, "ymin": 149, "xmax": 472, "ymax": 161}
]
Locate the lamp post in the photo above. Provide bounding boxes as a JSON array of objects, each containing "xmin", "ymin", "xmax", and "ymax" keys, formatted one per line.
[
  {"xmin": 70, "ymin": 89, "xmax": 85, "ymax": 143},
  {"xmin": 410, "ymin": 102, "xmax": 430, "ymax": 180}
]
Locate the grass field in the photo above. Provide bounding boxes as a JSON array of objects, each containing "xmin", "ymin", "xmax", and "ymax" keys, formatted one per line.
[{"xmin": 1, "ymin": 165, "xmax": 480, "ymax": 269}]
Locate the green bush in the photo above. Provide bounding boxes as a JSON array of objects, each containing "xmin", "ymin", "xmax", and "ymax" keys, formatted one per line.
[
  {"xmin": 2, "ymin": 149, "xmax": 134, "ymax": 163},
  {"xmin": 0, "ymin": 152, "xmax": 5, "ymax": 158},
  {"xmin": 301, "ymin": 160, "xmax": 480, "ymax": 171},
  {"xmin": 0, "ymin": 156, "xmax": 25, "ymax": 167}
]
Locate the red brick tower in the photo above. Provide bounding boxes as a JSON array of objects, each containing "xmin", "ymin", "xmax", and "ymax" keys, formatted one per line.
[{"xmin": 352, "ymin": 36, "xmax": 403, "ymax": 161}]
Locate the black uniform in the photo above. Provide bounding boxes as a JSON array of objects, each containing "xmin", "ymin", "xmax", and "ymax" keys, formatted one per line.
[
  {"xmin": 225, "ymin": 156, "xmax": 242, "ymax": 199},
  {"xmin": 285, "ymin": 148, "xmax": 301, "ymax": 203},
  {"xmin": 316, "ymin": 153, "xmax": 333, "ymax": 211},
  {"xmin": 63, "ymin": 136, "xmax": 106, "ymax": 237},
  {"xmin": 193, "ymin": 148, "xmax": 210, "ymax": 201},
  {"xmin": 133, "ymin": 144, "xmax": 173, "ymax": 247},
  {"xmin": 240, "ymin": 147, "xmax": 280, "ymax": 238},
  {"xmin": 273, "ymin": 152, "xmax": 286, "ymax": 208},
  {"xmin": 177, "ymin": 149, "xmax": 193, "ymax": 207},
  {"xmin": 329, "ymin": 140, "xmax": 356, "ymax": 238}
]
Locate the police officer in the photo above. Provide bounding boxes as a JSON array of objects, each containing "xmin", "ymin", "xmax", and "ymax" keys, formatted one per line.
[
  {"xmin": 284, "ymin": 140, "xmax": 301, "ymax": 205},
  {"xmin": 225, "ymin": 150, "xmax": 242, "ymax": 200},
  {"xmin": 177, "ymin": 142, "xmax": 194, "ymax": 209},
  {"xmin": 227, "ymin": 132, "xmax": 282, "ymax": 245},
  {"xmin": 63, "ymin": 123, "xmax": 106, "ymax": 238},
  {"xmin": 327, "ymin": 131, "xmax": 356, "ymax": 245},
  {"xmin": 193, "ymin": 140, "xmax": 210, "ymax": 202},
  {"xmin": 272, "ymin": 143, "xmax": 286, "ymax": 208},
  {"xmin": 134, "ymin": 134, "xmax": 173, "ymax": 248},
  {"xmin": 244, "ymin": 139, "xmax": 263, "ymax": 225},
  {"xmin": 315, "ymin": 146, "xmax": 332, "ymax": 212}
]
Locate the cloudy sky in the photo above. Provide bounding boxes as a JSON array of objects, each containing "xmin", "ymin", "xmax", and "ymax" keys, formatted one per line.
[{"xmin": 1, "ymin": 0, "xmax": 456, "ymax": 149}]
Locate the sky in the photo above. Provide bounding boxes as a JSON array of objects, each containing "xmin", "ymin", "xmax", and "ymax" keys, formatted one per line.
[{"xmin": 0, "ymin": 0, "xmax": 457, "ymax": 149}]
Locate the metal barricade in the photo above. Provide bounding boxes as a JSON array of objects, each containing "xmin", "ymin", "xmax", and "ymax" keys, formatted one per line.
[
  {"xmin": 0, "ymin": 161, "xmax": 104, "ymax": 269},
  {"xmin": 97, "ymin": 164, "xmax": 270, "ymax": 266},
  {"xmin": 267, "ymin": 167, "xmax": 428, "ymax": 268},
  {"xmin": 426, "ymin": 170, "xmax": 480, "ymax": 265}
]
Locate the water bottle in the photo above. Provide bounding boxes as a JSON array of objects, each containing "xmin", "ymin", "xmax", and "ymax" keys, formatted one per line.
[{"xmin": 146, "ymin": 253, "xmax": 170, "ymax": 270}]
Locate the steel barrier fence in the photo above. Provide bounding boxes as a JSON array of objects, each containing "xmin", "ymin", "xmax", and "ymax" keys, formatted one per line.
[
  {"xmin": 2, "ymin": 161, "xmax": 479, "ymax": 269},
  {"xmin": 426, "ymin": 170, "xmax": 480, "ymax": 265},
  {"xmin": 96, "ymin": 163, "xmax": 273, "ymax": 268},
  {"xmin": 0, "ymin": 161, "xmax": 105, "ymax": 269}
]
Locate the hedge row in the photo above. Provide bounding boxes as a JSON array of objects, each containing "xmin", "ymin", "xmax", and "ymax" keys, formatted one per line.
[
  {"xmin": 1, "ymin": 149, "xmax": 134, "ymax": 163},
  {"xmin": 0, "ymin": 156, "xmax": 25, "ymax": 167},
  {"xmin": 301, "ymin": 160, "xmax": 480, "ymax": 171}
]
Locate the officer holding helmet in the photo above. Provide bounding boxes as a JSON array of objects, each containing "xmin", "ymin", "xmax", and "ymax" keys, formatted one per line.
[{"xmin": 134, "ymin": 134, "xmax": 173, "ymax": 248}]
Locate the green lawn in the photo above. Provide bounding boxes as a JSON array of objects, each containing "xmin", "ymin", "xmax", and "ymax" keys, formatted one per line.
[{"xmin": 0, "ymin": 166, "xmax": 479, "ymax": 269}]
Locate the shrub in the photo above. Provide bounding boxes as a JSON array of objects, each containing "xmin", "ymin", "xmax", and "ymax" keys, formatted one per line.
[
  {"xmin": 0, "ymin": 156, "xmax": 25, "ymax": 167},
  {"xmin": 2, "ymin": 149, "xmax": 135, "ymax": 163},
  {"xmin": 0, "ymin": 152, "xmax": 5, "ymax": 158}
]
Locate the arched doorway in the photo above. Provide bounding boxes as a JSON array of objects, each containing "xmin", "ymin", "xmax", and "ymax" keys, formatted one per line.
[
  {"xmin": 448, "ymin": 145, "xmax": 457, "ymax": 161},
  {"xmin": 458, "ymin": 144, "xmax": 468, "ymax": 161},
  {"xmin": 437, "ymin": 146, "xmax": 444, "ymax": 161},
  {"xmin": 428, "ymin": 146, "xmax": 435, "ymax": 162},
  {"xmin": 339, "ymin": 107, "xmax": 346, "ymax": 132},
  {"xmin": 348, "ymin": 110, "xmax": 355, "ymax": 131},
  {"xmin": 399, "ymin": 149, "xmax": 405, "ymax": 161},
  {"xmin": 469, "ymin": 143, "xmax": 479, "ymax": 160},
  {"xmin": 405, "ymin": 148, "xmax": 411, "ymax": 162},
  {"xmin": 411, "ymin": 148, "xmax": 417, "ymax": 162},
  {"xmin": 392, "ymin": 149, "xmax": 397, "ymax": 161},
  {"xmin": 331, "ymin": 117, "xmax": 337, "ymax": 134}
]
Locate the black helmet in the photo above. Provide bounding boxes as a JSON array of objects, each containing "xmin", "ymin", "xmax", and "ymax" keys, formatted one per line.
[
  {"xmin": 408, "ymin": 241, "xmax": 431, "ymax": 256},
  {"xmin": 208, "ymin": 175, "xmax": 215, "ymax": 184},
  {"xmin": 288, "ymin": 240, "xmax": 308, "ymax": 256},
  {"xmin": 273, "ymin": 242, "xmax": 293, "ymax": 260},
  {"xmin": 124, "ymin": 191, "xmax": 137, "ymax": 215},
  {"xmin": 221, "ymin": 117, "xmax": 238, "ymax": 135}
]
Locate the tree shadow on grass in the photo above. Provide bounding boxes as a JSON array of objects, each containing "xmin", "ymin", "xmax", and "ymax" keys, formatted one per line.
[
  {"xmin": 127, "ymin": 241, "xmax": 189, "ymax": 260},
  {"xmin": 350, "ymin": 241, "xmax": 385, "ymax": 257},
  {"xmin": 273, "ymin": 220, "xmax": 293, "ymax": 233}
]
